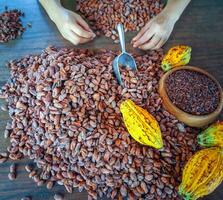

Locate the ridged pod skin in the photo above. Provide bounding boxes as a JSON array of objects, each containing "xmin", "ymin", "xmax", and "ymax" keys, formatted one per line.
[
  {"xmin": 120, "ymin": 99, "xmax": 163, "ymax": 149},
  {"xmin": 161, "ymin": 45, "xmax": 192, "ymax": 72},
  {"xmin": 197, "ymin": 121, "xmax": 223, "ymax": 148},
  {"xmin": 178, "ymin": 147, "xmax": 223, "ymax": 200}
]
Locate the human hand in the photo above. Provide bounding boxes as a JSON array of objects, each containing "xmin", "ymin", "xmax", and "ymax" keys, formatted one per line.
[
  {"xmin": 52, "ymin": 8, "xmax": 95, "ymax": 45},
  {"xmin": 132, "ymin": 11, "xmax": 176, "ymax": 50}
]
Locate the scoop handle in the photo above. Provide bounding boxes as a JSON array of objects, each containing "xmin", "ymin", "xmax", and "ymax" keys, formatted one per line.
[{"xmin": 116, "ymin": 24, "xmax": 126, "ymax": 53}]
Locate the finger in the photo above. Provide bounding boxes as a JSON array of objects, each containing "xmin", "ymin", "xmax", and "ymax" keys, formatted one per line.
[
  {"xmin": 139, "ymin": 36, "xmax": 161, "ymax": 50},
  {"xmin": 132, "ymin": 21, "xmax": 152, "ymax": 42},
  {"xmin": 70, "ymin": 30, "xmax": 93, "ymax": 44},
  {"xmin": 69, "ymin": 22, "xmax": 95, "ymax": 39},
  {"xmin": 132, "ymin": 20, "xmax": 153, "ymax": 42},
  {"xmin": 133, "ymin": 27, "xmax": 155, "ymax": 48},
  {"xmin": 75, "ymin": 14, "xmax": 94, "ymax": 33},
  {"xmin": 63, "ymin": 30, "xmax": 92, "ymax": 45},
  {"xmin": 152, "ymin": 38, "xmax": 167, "ymax": 50}
]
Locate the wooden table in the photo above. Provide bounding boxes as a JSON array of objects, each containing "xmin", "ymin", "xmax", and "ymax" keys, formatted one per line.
[{"xmin": 0, "ymin": 0, "xmax": 222, "ymax": 199}]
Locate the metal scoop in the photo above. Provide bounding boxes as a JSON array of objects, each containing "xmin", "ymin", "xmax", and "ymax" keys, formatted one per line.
[{"xmin": 113, "ymin": 23, "xmax": 137, "ymax": 86}]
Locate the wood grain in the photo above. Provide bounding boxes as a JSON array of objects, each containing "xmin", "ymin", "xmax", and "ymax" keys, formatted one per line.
[{"xmin": 0, "ymin": 0, "xmax": 222, "ymax": 199}]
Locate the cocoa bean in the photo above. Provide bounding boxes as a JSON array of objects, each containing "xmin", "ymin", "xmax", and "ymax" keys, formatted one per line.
[
  {"xmin": 0, "ymin": 157, "xmax": 7, "ymax": 163},
  {"xmin": 54, "ymin": 193, "xmax": 64, "ymax": 200},
  {"xmin": 76, "ymin": 0, "xmax": 163, "ymax": 42},
  {"xmin": 21, "ymin": 197, "xmax": 32, "ymax": 200},
  {"xmin": 37, "ymin": 180, "xmax": 45, "ymax": 187},
  {"xmin": 0, "ymin": 46, "xmax": 199, "ymax": 200},
  {"xmin": 46, "ymin": 181, "xmax": 54, "ymax": 190},
  {"xmin": 8, "ymin": 172, "xmax": 16, "ymax": 181},
  {"xmin": 0, "ymin": 9, "xmax": 25, "ymax": 43},
  {"xmin": 25, "ymin": 164, "xmax": 33, "ymax": 173},
  {"xmin": 9, "ymin": 163, "xmax": 16, "ymax": 173}
]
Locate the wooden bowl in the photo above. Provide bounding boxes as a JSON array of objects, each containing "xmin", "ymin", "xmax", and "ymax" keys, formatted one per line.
[{"xmin": 158, "ymin": 66, "xmax": 223, "ymax": 128}]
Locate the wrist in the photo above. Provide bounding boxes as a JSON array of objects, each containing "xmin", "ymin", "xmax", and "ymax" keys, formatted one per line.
[
  {"xmin": 162, "ymin": 0, "xmax": 191, "ymax": 23},
  {"xmin": 51, "ymin": 6, "xmax": 66, "ymax": 23},
  {"xmin": 162, "ymin": 7, "xmax": 180, "ymax": 24},
  {"xmin": 39, "ymin": 0, "xmax": 63, "ymax": 22}
]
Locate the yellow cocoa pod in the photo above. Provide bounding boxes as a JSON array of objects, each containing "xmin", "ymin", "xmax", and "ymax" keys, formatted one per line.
[
  {"xmin": 120, "ymin": 99, "xmax": 163, "ymax": 149},
  {"xmin": 197, "ymin": 121, "xmax": 223, "ymax": 148},
  {"xmin": 178, "ymin": 147, "xmax": 223, "ymax": 200},
  {"xmin": 161, "ymin": 45, "xmax": 191, "ymax": 72}
]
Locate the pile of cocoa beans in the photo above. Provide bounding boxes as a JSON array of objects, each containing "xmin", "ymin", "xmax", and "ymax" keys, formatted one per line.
[
  {"xmin": 0, "ymin": 8, "xmax": 25, "ymax": 43},
  {"xmin": 76, "ymin": 0, "xmax": 163, "ymax": 41},
  {"xmin": 1, "ymin": 46, "xmax": 198, "ymax": 199}
]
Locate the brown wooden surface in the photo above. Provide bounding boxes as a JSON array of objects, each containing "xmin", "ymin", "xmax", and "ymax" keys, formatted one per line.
[{"xmin": 0, "ymin": 0, "xmax": 222, "ymax": 200}]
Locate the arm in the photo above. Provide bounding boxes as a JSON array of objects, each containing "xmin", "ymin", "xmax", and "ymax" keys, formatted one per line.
[
  {"xmin": 132, "ymin": 0, "xmax": 191, "ymax": 50},
  {"xmin": 39, "ymin": 0, "xmax": 95, "ymax": 45},
  {"xmin": 164, "ymin": 0, "xmax": 191, "ymax": 21}
]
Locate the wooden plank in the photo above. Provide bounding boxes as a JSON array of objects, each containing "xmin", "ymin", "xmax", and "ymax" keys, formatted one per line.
[{"xmin": 0, "ymin": 0, "xmax": 222, "ymax": 199}]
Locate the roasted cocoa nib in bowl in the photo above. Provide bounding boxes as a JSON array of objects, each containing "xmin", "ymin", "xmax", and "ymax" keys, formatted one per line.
[
  {"xmin": 158, "ymin": 66, "xmax": 223, "ymax": 128},
  {"xmin": 165, "ymin": 69, "xmax": 221, "ymax": 115}
]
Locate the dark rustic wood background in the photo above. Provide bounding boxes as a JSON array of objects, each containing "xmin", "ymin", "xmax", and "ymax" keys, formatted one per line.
[{"xmin": 0, "ymin": 0, "xmax": 222, "ymax": 200}]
